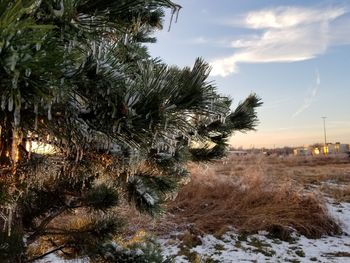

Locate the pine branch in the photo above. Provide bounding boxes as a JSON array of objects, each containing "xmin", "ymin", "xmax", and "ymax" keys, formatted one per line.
[
  {"xmin": 0, "ymin": 0, "xmax": 262, "ymax": 261},
  {"xmin": 26, "ymin": 206, "xmax": 67, "ymax": 245}
]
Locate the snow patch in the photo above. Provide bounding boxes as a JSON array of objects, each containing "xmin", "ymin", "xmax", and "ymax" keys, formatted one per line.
[{"xmin": 160, "ymin": 200, "xmax": 350, "ymax": 263}]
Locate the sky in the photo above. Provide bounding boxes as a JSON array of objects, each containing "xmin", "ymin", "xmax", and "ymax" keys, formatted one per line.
[{"xmin": 148, "ymin": 0, "xmax": 350, "ymax": 148}]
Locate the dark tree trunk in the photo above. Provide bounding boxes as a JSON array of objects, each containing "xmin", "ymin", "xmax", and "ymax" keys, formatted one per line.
[
  {"xmin": 0, "ymin": 115, "xmax": 13, "ymax": 170},
  {"xmin": 0, "ymin": 114, "xmax": 26, "ymax": 262}
]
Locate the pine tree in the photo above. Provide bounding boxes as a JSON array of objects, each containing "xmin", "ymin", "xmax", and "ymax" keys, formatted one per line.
[{"xmin": 0, "ymin": 0, "xmax": 262, "ymax": 262}]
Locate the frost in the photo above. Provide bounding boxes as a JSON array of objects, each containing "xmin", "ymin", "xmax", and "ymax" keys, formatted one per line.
[
  {"xmin": 143, "ymin": 193, "xmax": 155, "ymax": 206},
  {"xmin": 34, "ymin": 103, "xmax": 39, "ymax": 114},
  {"xmin": 27, "ymin": 137, "xmax": 32, "ymax": 159},
  {"xmin": 34, "ymin": 103, "xmax": 39, "ymax": 130},
  {"xmin": 53, "ymin": 0, "xmax": 64, "ymax": 17},
  {"xmin": 8, "ymin": 51, "xmax": 19, "ymax": 71},
  {"xmin": 35, "ymin": 42, "xmax": 41, "ymax": 51},
  {"xmin": 134, "ymin": 248, "xmax": 144, "ymax": 256},
  {"xmin": 8, "ymin": 96, "xmax": 13, "ymax": 112},
  {"xmin": 0, "ymin": 205, "xmax": 15, "ymax": 237},
  {"xmin": 14, "ymin": 106, "xmax": 20, "ymax": 126},
  {"xmin": 7, "ymin": 207, "xmax": 13, "ymax": 236},
  {"xmin": 124, "ymin": 33, "xmax": 128, "ymax": 45},
  {"xmin": 12, "ymin": 71, "xmax": 19, "ymax": 89},
  {"xmin": 92, "ymin": 41, "xmax": 96, "ymax": 57},
  {"xmin": 96, "ymin": 61, "xmax": 100, "ymax": 74},
  {"xmin": 167, "ymin": 7, "xmax": 179, "ymax": 32},
  {"xmin": 26, "ymin": 0, "xmax": 42, "ymax": 13},
  {"xmin": 1, "ymin": 95, "xmax": 6, "ymax": 110},
  {"xmin": 25, "ymin": 68, "xmax": 31, "ymax": 77},
  {"xmin": 98, "ymin": 44, "xmax": 102, "ymax": 60},
  {"xmin": 47, "ymin": 103, "xmax": 52, "ymax": 120}
]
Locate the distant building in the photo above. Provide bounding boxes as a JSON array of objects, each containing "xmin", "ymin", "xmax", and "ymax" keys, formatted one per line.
[
  {"xmin": 293, "ymin": 147, "xmax": 313, "ymax": 156},
  {"xmin": 318, "ymin": 143, "xmax": 349, "ymax": 155},
  {"xmin": 334, "ymin": 142, "xmax": 349, "ymax": 153},
  {"xmin": 294, "ymin": 143, "xmax": 349, "ymax": 156}
]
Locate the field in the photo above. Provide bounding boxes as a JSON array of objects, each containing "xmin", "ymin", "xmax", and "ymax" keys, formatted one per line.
[{"xmin": 125, "ymin": 154, "xmax": 350, "ymax": 262}]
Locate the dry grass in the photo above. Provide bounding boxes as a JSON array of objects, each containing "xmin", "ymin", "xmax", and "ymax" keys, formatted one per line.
[
  {"xmin": 320, "ymin": 184, "xmax": 350, "ymax": 202},
  {"xmin": 157, "ymin": 154, "xmax": 350, "ymax": 239},
  {"xmin": 263, "ymin": 155, "xmax": 350, "ymax": 202},
  {"xmin": 165, "ymin": 159, "xmax": 341, "ymax": 239},
  {"xmin": 216, "ymin": 154, "xmax": 350, "ymax": 195},
  {"xmin": 123, "ymin": 154, "xmax": 349, "ymax": 240}
]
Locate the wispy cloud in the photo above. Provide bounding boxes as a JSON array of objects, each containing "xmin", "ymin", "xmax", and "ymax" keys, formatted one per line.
[
  {"xmin": 210, "ymin": 6, "xmax": 349, "ymax": 77},
  {"xmin": 292, "ymin": 70, "xmax": 320, "ymax": 118},
  {"xmin": 244, "ymin": 6, "xmax": 344, "ymax": 29}
]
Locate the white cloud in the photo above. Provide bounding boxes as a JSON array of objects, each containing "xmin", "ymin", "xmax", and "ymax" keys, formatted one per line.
[
  {"xmin": 230, "ymin": 36, "xmax": 260, "ymax": 48},
  {"xmin": 245, "ymin": 6, "xmax": 345, "ymax": 29},
  {"xmin": 292, "ymin": 70, "xmax": 320, "ymax": 118},
  {"xmin": 211, "ymin": 6, "xmax": 349, "ymax": 77}
]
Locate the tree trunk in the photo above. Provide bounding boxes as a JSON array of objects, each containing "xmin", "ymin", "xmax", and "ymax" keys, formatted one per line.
[
  {"xmin": 0, "ymin": 115, "xmax": 13, "ymax": 170},
  {"xmin": 0, "ymin": 114, "xmax": 26, "ymax": 262}
]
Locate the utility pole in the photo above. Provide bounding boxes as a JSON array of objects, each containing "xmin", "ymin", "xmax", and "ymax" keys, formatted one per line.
[{"xmin": 322, "ymin": 116, "xmax": 327, "ymax": 147}]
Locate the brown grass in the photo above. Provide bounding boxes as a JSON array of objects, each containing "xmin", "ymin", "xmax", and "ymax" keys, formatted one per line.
[
  {"xmin": 161, "ymin": 155, "xmax": 347, "ymax": 239},
  {"xmin": 320, "ymin": 184, "xmax": 350, "ymax": 202},
  {"xmin": 120, "ymin": 155, "xmax": 349, "ymax": 240}
]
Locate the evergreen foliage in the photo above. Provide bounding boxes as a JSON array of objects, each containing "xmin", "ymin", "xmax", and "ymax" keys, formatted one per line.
[
  {"xmin": 0, "ymin": 0, "xmax": 262, "ymax": 262},
  {"xmin": 98, "ymin": 237, "xmax": 173, "ymax": 263}
]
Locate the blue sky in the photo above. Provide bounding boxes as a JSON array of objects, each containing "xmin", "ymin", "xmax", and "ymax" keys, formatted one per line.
[{"xmin": 148, "ymin": 0, "xmax": 350, "ymax": 148}]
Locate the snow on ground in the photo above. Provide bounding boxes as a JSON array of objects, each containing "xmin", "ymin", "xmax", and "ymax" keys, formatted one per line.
[
  {"xmin": 35, "ymin": 254, "xmax": 88, "ymax": 263},
  {"xmin": 33, "ymin": 200, "xmax": 350, "ymax": 262},
  {"xmin": 160, "ymin": 201, "xmax": 350, "ymax": 263}
]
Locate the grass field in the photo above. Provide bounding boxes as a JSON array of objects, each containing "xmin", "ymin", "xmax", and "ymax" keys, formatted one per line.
[
  {"xmin": 145, "ymin": 154, "xmax": 349, "ymax": 235},
  {"xmin": 123, "ymin": 154, "xmax": 350, "ymax": 262}
]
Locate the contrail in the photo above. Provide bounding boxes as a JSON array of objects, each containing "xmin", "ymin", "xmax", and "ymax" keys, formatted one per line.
[{"xmin": 292, "ymin": 69, "xmax": 320, "ymax": 118}]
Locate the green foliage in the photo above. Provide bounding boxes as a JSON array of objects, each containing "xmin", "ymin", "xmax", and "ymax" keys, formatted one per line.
[
  {"xmin": 190, "ymin": 141, "xmax": 228, "ymax": 162},
  {"xmin": 46, "ymin": 215, "xmax": 125, "ymax": 260},
  {"xmin": 86, "ymin": 184, "xmax": 119, "ymax": 211},
  {"xmin": 127, "ymin": 176, "xmax": 162, "ymax": 216},
  {"xmin": 192, "ymin": 93, "xmax": 262, "ymax": 161},
  {"xmin": 228, "ymin": 94, "xmax": 263, "ymax": 132},
  {"xmin": 0, "ymin": 0, "xmax": 262, "ymax": 261},
  {"xmin": 98, "ymin": 237, "xmax": 174, "ymax": 263},
  {"xmin": 77, "ymin": 215, "xmax": 124, "ymax": 241},
  {"xmin": 141, "ymin": 173, "xmax": 178, "ymax": 196}
]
